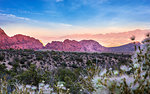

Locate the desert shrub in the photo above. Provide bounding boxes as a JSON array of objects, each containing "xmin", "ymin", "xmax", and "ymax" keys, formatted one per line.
[
  {"xmin": 54, "ymin": 68, "xmax": 83, "ymax": 94},
  {"xmin": 56, "ymin": 68, "xmax": 76, "ymax": 82},
  {"xmin": 23, "ymin": 49, "xmax": 34, "ymax": 52},
  {"xmin": 8, "ymin": 62, "xmax": 13, "ymax": 65},
  {"xmin": 11, "ymin": 61, "xmax": 20, "ymax": 73},
  {"xmin": 0, "ymin": 55, "xmax": 4, "ymax": 61},
  {"xmin": 71, "ymin": 64, "xmax": 78, "ymax": 68},
  {"xmin": 21, "ymin": 64, "xmax": 27, "ymax": 68},
  {"xmin": 61, "ymin": 62, "xmax": 67, "ymax": 67},
  {"xmin": 36, "ymin": 54, "xmax": 43, "ymax": 61},
  {"xmin": 27, "ymin": 62, "xmax": 31, "ymax": 67},
  {"xmin": 86, "ymin": 60, "xmax": 93, "ymax": 66},
  {"xmin": 16, "ymin": 64, "xmax": 43, "ymax": 86},
  {"xmin": 76, "ymin": 58, "xmax": 83, "ymax": 62},
  {"xmin": 14, "ymin": 57, "xmax": 20, "ymax": 62},
  {"xmin": 20, "ymin": 58, "xmax": 26, "ymax": 64},
  {"xmin": 27, "ymin": 56, "xmax": 32, "ymax": 59},
  {"xmin": 0, "ymin": 64, "xmax": 7, "ymax": 73},
  {"xmin": 53, "ymin": 55, "xmax": 62, "ymax": 61},
  {"xmin": 9, "ymin": 48, "xmax": 14, "ymax": 51},
  {"xmin": 51, "ymin": 50, "xmax": 57, "ymax": 55},
  {"xmin": 40, "ymin": 62, "xmax": 43, "ymax": 65}
]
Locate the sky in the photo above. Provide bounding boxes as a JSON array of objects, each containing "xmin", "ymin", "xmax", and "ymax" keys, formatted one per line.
[{"xmin": 0, "ymin": 0, "xmax": 150, "ymax": 46}]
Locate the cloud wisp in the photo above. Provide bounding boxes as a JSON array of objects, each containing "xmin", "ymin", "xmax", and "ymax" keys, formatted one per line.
[
  {"xmin": 0, "ymin": 13, "xmax": 73, "ymax": 28},
  {"xmin": 0, "ymin": 13, "xmax": 30, "ymax": 25}
]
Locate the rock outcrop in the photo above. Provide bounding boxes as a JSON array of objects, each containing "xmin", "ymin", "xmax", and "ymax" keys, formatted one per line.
[
  {"xmin": 79, "ymin": 40, "xmax": 106, "ymax": 52},
  {"xmin": 45, "ymin": 39, "xmax": 106, "ymax": 52},
  {"xmin": 0, "ymin": 28, "xmax": 43, "ymax": 49}
]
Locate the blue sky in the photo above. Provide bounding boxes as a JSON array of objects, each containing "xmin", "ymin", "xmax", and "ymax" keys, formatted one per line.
[
  {"xmin": 0, "ymin": 0, "xmax": 150, "ymax": 46},
  {"xmin": 1, "ymin": 0, "xmax": 150, "ymax": 26}
]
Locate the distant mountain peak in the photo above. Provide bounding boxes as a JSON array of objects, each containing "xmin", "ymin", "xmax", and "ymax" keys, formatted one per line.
[
  {"xmin": 45, "ymin": 39, "xmax": 105, "ymax": 52},
  {"xmin": 0, "ymin": 28, "xmax": 3, "ymax": 31},
  {"xmin": 63, "ymin": 39, "xmax": 77, "ymax": 43},
  {"xmin": 13, "ymin": 34, "xmax": 26, "ymax": 37},
  {"xmin": 0, "ymin": 28, "xmax": 7, "ymax": 36}
]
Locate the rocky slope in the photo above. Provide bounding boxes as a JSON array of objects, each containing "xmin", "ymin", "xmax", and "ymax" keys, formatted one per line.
[
  {"xmin": 107, "ymin": 42, "xmax": 140, "ymax": 53},
  {"xmin": 0, "ymin": 28, "xmax": 43, "ymax": 49}
]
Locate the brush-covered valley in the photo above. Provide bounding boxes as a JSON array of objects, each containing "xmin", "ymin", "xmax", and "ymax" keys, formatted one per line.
[{"xmin": 0, "ymin": 44, "xmax": 149, "ymax": 94}]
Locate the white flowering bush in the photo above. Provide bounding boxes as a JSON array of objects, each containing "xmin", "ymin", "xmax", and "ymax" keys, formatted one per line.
[
  {"xmin": 0, "ymin": 79, "xmax": 56, "ymax": 94},
  {"xmin": 92, "ymin": 34, "xmax": 150, "ymax": 94}
]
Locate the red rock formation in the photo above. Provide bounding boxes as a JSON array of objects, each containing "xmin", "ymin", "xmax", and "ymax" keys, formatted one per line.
[
  {"xmin": 45, "ymin": 39, "xmax": 140, "ymax": 53},
  {"xmin": 10, "ymin": 34, "xmax": 43, "ymax": 49},
  {"xmin": 45, "ymin": 39, "xmax": 81, "ymax": 52},
  {"xmin": 45, "ymin": 41, "xmax": 63, "ymax": 51},
  {"xmin": 0, "ymin": 28, "xmax": 43, "ymax": 49},
  {"xmin": 63, "ymin": 39, "xmax": 81, "ymax": 51},
  {"xmin": 0, "ymin": 28, "xmax": 11, "ymax": 49},
  {"xmin": 79, "ymin": 40, "xmax": 106, "ymax": 52},
  {"xmin": 45, "ymin": 39, "xmax": 105, "ymax": 52}
]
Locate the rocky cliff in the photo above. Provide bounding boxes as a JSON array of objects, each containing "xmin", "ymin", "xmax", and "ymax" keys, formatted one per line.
[{"xmin": 0, "ymin": 28, "xmax": 43, "ymax": 49}]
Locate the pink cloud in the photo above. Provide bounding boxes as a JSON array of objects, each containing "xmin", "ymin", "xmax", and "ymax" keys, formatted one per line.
[{"xmin": 42, "ymin": 29, "xmax": 150, "ymax": 47}]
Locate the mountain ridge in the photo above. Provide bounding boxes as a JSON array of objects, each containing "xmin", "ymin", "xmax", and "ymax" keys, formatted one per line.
[
  {"xmin": 0, "ymin": 28, "xmax": 43, "ymax": 49},
  {"xmin": 0, "ymin": 28, "xmax": 140, "ymax": 53},
  {"xmin": 45, "ymin": 29, "xmax": 149, "ymax": 47}
]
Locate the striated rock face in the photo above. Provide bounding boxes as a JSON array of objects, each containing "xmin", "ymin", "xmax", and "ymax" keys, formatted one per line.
[
  {"xmin": 63, "ymin": 39, "xmax": 81, "ymax": 51},
  {"xmin": 45, "ymin": 39, "xmax": 81, "ymax": 52},
  {"xmin": 0, "ymin": 28, "xmax": 8, "ymax": 37},
  {"xmin": 45, "ymin": 41, "xmax": 63, "ymax": 51},
  {"xmin": 45, "ymin": 39, "xmax": 106, "ymax": 52},
  {"xmin": 0, "ymin": 28, "xmax": 43, "ymax": 49},
  {"xmin": 10, "ymin": 34, "xmax": 43, "ymax": 49},
  {"xmin": 80, "ymin": 40, "xmax": 106, "ymax": 52},
  {"xmin": 0, "ymin": 28, "xmax": 11, "ymax": 49}
]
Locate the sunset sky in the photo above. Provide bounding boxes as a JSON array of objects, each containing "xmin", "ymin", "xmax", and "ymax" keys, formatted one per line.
[{"xmin": 0, "ymin": 0, "xmax": 150, "ymax": 46}]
